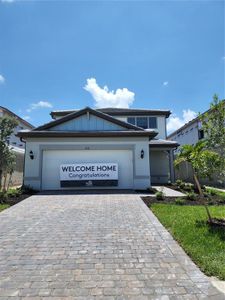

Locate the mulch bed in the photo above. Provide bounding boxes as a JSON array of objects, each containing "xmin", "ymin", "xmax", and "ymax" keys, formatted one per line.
[
  {"xmin": 208, "ymin": 218, "xmax": 225, "ymax": 228},
  {"xmin": 141, "ymin": 196, "xmax": 225, "ymax": 207},
  {"xmin": 0, "ymin": 194, "xmax": 34, "ymax": 206}
]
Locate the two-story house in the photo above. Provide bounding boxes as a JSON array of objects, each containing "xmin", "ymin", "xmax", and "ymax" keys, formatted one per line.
[
  {"xmin": 167, "ymin": 100, "xmax": 225, "ymax": 152},
  {"xmin": 0, "ymin": 106, "xmax": 34, "ymax": 186},
  {"xmin": 167, "ymin": 117, "xmax": 204, "ymax": 153},
  {"xmin": 0, "ymin": 106, "xmax": 34, "ymax": 152},
  {"xmin": 18, "ymin": 106, "xmax": 178, "ymax": 191}
]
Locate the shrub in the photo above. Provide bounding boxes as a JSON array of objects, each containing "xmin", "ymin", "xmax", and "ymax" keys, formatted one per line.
[
  {"xmin": 155, "ymin": 191, "xmax": 164, "ymax": 200},
  {"xmin": 175, "ymin": 198, "xmax": 186, "ymax": 205},
  {"xmin": 175, "ymin": 179, "xmax": 185, "ymax": 189},
  {"xmin": 7, "ymin": 188, "xmax": 21, "ymax": 198},
  {"xmin": 186, "ymin": 191, "xmax": 197, "ymax": 201},
  {"xmin": 183, "ymin": 183, "xmax": 194, "ymax": 192},
  {"xmin": 147, "ymin": 187, "xmax": 157, "ymax": 194},
  {"xmin": 176, "ymin": 179, "xmax": 183, "ymax": 186},
  {"xmin": 20, "ymin": 185, "xmax": 37, "ymax": 195},
  {"xmin": 0, "ymin": 191, "xmax": 7, "ymax": 203},
  {"xmin": 203, "ymin": 191, "xmax": 210, "ymax": 198},
  {"xmin": 207, "ymin": 188, "xmax": 217, "ymax": 196}
]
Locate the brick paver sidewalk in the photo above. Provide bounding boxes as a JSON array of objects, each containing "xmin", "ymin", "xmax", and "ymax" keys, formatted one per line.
[{"xmin": 0, "ymin": 193, "xmax": 224, "ymax": 299}]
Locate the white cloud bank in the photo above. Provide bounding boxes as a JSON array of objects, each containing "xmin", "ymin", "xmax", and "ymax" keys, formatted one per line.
[
  {"xmin": 163, "ymin": 81, "xmax": 168, "ymax": 86},
  {"xmin": 167, "ymin": 109, "xmax": 197, "ymax": 133},
  {"xmin": 84, "ymin": 78, "xmax": 135, "ymax": 108},
  {"xmin": 26, "ymin": 101, "xmax": 53, "ymax": 113},
  {"xmin": 0, "ymin": 74, "xmax": 5, "ymax": 84}
]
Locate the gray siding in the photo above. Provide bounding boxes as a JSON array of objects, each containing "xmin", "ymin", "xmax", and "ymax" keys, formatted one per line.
[{"xmin": 49, "ymin": 114, "xmax": 125, "ymax": 131}]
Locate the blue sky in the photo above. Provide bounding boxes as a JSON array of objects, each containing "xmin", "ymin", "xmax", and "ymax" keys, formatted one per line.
[{"xmin": 0, "ymin": 0, "xmax": 224, "ymax": 132}]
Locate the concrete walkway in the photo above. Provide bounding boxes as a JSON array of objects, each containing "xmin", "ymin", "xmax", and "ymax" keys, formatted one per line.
[
  {"xmin": 0, "ymin": 193, "xmax": 223, "ymax": 299},
  {"xmin": 206, "ymin": 186, "xmax": 225, "ymax": 193},
  {"xmin": 153, "ymin": 186, "xmax": 186, "ymax": 197},
  {"xmin": 139, "ymin": 186, "xmax": 186, "ymax": 197}
]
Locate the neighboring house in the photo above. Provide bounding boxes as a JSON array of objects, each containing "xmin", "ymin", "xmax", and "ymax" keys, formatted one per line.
[
  {"xmin": 0, "ymin": 106, "xmax": 34, "ymax": 151},
  {"xmin": 167, "ymin": 118, "xmax": 203, "ymax": 154},
  {"xmin": 167, "ymin": 100, "xmax": 225, "ymax": 152},
  {"xmin": 18, "ymin": 107, "xmax": 178, "ymax": 191},
  {"xmin": 167, "ymin": 102, "xmax": 225, "ymax": 187},
  {"xmin": 0, "ymin": 106, "xmax": 34, "ymax": 186}
]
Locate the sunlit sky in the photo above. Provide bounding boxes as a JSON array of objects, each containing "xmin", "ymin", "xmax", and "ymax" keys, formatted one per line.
[{"xmin": 0, "ymin": 0, "xmax": 224, "ymax": 132}]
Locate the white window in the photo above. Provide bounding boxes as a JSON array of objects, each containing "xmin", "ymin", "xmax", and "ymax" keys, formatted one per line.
[{"xmin": 127, "ymin": 116, "xmax": 158, "ymax": 129}]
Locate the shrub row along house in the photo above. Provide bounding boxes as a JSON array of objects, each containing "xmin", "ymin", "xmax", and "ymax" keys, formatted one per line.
[{"xmin": 18, "ymin": 107, "xmax": 178, "ymax": 191}]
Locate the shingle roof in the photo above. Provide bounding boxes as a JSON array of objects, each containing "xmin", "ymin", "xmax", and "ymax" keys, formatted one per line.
[
  {"xmin": 0, "ymin": 106, "xmax": 34, "ymax": 129},
  {"xmin": 50, "ymin": 107, "xmax": 171, "ymax": 118},
  {"xmin": 149, "ymin": 139, "xmax": 179, "ymax": 148}
]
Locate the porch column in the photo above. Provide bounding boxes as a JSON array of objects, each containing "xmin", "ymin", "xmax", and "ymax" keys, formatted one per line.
[{"xmin": 168, "ymin": 149, "xmax": 175, "ymax": 183}]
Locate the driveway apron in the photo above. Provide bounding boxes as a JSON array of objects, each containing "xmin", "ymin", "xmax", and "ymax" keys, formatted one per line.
[{"xmin": 0, "ymin": 193, "xmax": 223, "ymax": 299}]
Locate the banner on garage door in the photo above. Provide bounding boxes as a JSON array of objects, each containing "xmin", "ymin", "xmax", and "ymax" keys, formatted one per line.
[{"xmin": 60, "ymin": 163, "xmax": 118, "ymax": 187}]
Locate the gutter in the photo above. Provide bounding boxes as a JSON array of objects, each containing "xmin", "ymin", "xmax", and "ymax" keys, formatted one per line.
[{"xmin": 17, "ymin": 130, "xmax": 158, "ymax": 139}]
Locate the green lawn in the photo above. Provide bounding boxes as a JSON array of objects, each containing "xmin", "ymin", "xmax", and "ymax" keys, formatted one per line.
[
  {"xmin": 0, "ymin": 204, "xmax": 10, "ymax": 212},
  {"xmin": 151, "ymin": 204, "xmax": 225, "ymax": 280}
]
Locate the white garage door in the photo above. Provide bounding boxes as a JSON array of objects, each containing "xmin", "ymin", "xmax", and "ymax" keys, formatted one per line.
[{"xmin": 41, "ymin": 149, "xmax": 133, "ymax": 190}]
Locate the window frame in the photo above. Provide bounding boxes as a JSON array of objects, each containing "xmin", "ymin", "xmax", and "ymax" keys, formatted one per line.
[
  {"xmin": 127, "ymin": 115, "xmax": 158, "ymax": 129},
  {"xmin": 148, "ymin": 116, "xmax": 158, "ymax": 129},
  {"xmin": 136, "ymin": 117, "xmax": 148, "ymax": 129},
  {"xmin": 127, "ymin": 117, "xmax": 136, "ymax": 125}
]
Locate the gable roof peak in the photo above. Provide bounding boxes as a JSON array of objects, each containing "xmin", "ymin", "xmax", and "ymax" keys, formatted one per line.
[{"xmin": 34, "ymin": 106, "xmax": 144, "ymax": 132}]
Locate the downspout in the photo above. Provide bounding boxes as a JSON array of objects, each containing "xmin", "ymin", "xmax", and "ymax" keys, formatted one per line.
[
  {"xmin": 169, "ymin": 148, "xmax": 176, "ymax": 183},
  {"xmin": 20, "ymin": 137, "xmax": 26, "ymax": 187}
]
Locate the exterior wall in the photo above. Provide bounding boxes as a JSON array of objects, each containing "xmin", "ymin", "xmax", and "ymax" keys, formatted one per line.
[
  {"xmin": 156, "ymin": 116, "xmax": 166, "ymax": 139},
  {"xmin": 0, "ymin": 109, "xmax": 33, "ymax": 150},
  {"xmin": 113, "ymin": 115, "xmax": 166, "ymax": 139},
  {"xmin": 24, "ymin": 137, "xmax": 151, "ymax": 190},
  {"xmin": 168, "ymin": 120, "xmax": 199, "ymax": 153},
  {"xmin": 50, "ymin": 113, "xmax": 125, "ymax": 131},
  {"xmin": 9, "ymin": 123, "xmax": 31, "ymax": 150},
  {"xmin": 51, "ymin": 114, "xmax": 167, "ymax": 139},
  {"xmin": 149, "ymin": 149, "xmax": 169, "ymax": 184}
]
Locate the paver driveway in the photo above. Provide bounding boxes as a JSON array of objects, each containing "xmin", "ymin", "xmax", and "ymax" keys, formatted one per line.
[{"xmin": 0, "ymin": 193, "xmax": 224, "ymax": 300}]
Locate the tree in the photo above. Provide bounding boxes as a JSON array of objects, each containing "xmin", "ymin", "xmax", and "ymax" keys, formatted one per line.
[
  {"xmin": 174, "ymin": 141, "xmax": 221, "ymax": 222},
  {"xmin": 200, "ymin": 94, "xmax": 225, "ymax": 182},
  {"xmin": 0, "ymin": 116, "xmax": 18, "ymax": 190}
]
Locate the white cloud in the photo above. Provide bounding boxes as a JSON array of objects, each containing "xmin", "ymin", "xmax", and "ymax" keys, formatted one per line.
[
  {"xmin": 222, "ymin": 56, "xmax": 225, "ymax": 61},
  {"xmin": 22, "ymin": 115, "xmax": 31, "ymax": 121},
  {"xmin": 26, "ymin": 101, "xmax": 53, "ymax": 112},
  {"xmin": 0, "ymin": 74, "xmax": 5, "ymax": 84},
  {"xmin": 167, "ymin": 109, "xmax": 197, "ymax": 133},
  {"xmin": 163, "ymin": 81, "xmax": 168, "ymax": 86},
  {"xmin": 84, "ymin": 78, "xmax": 135, "ymax": 108}
]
